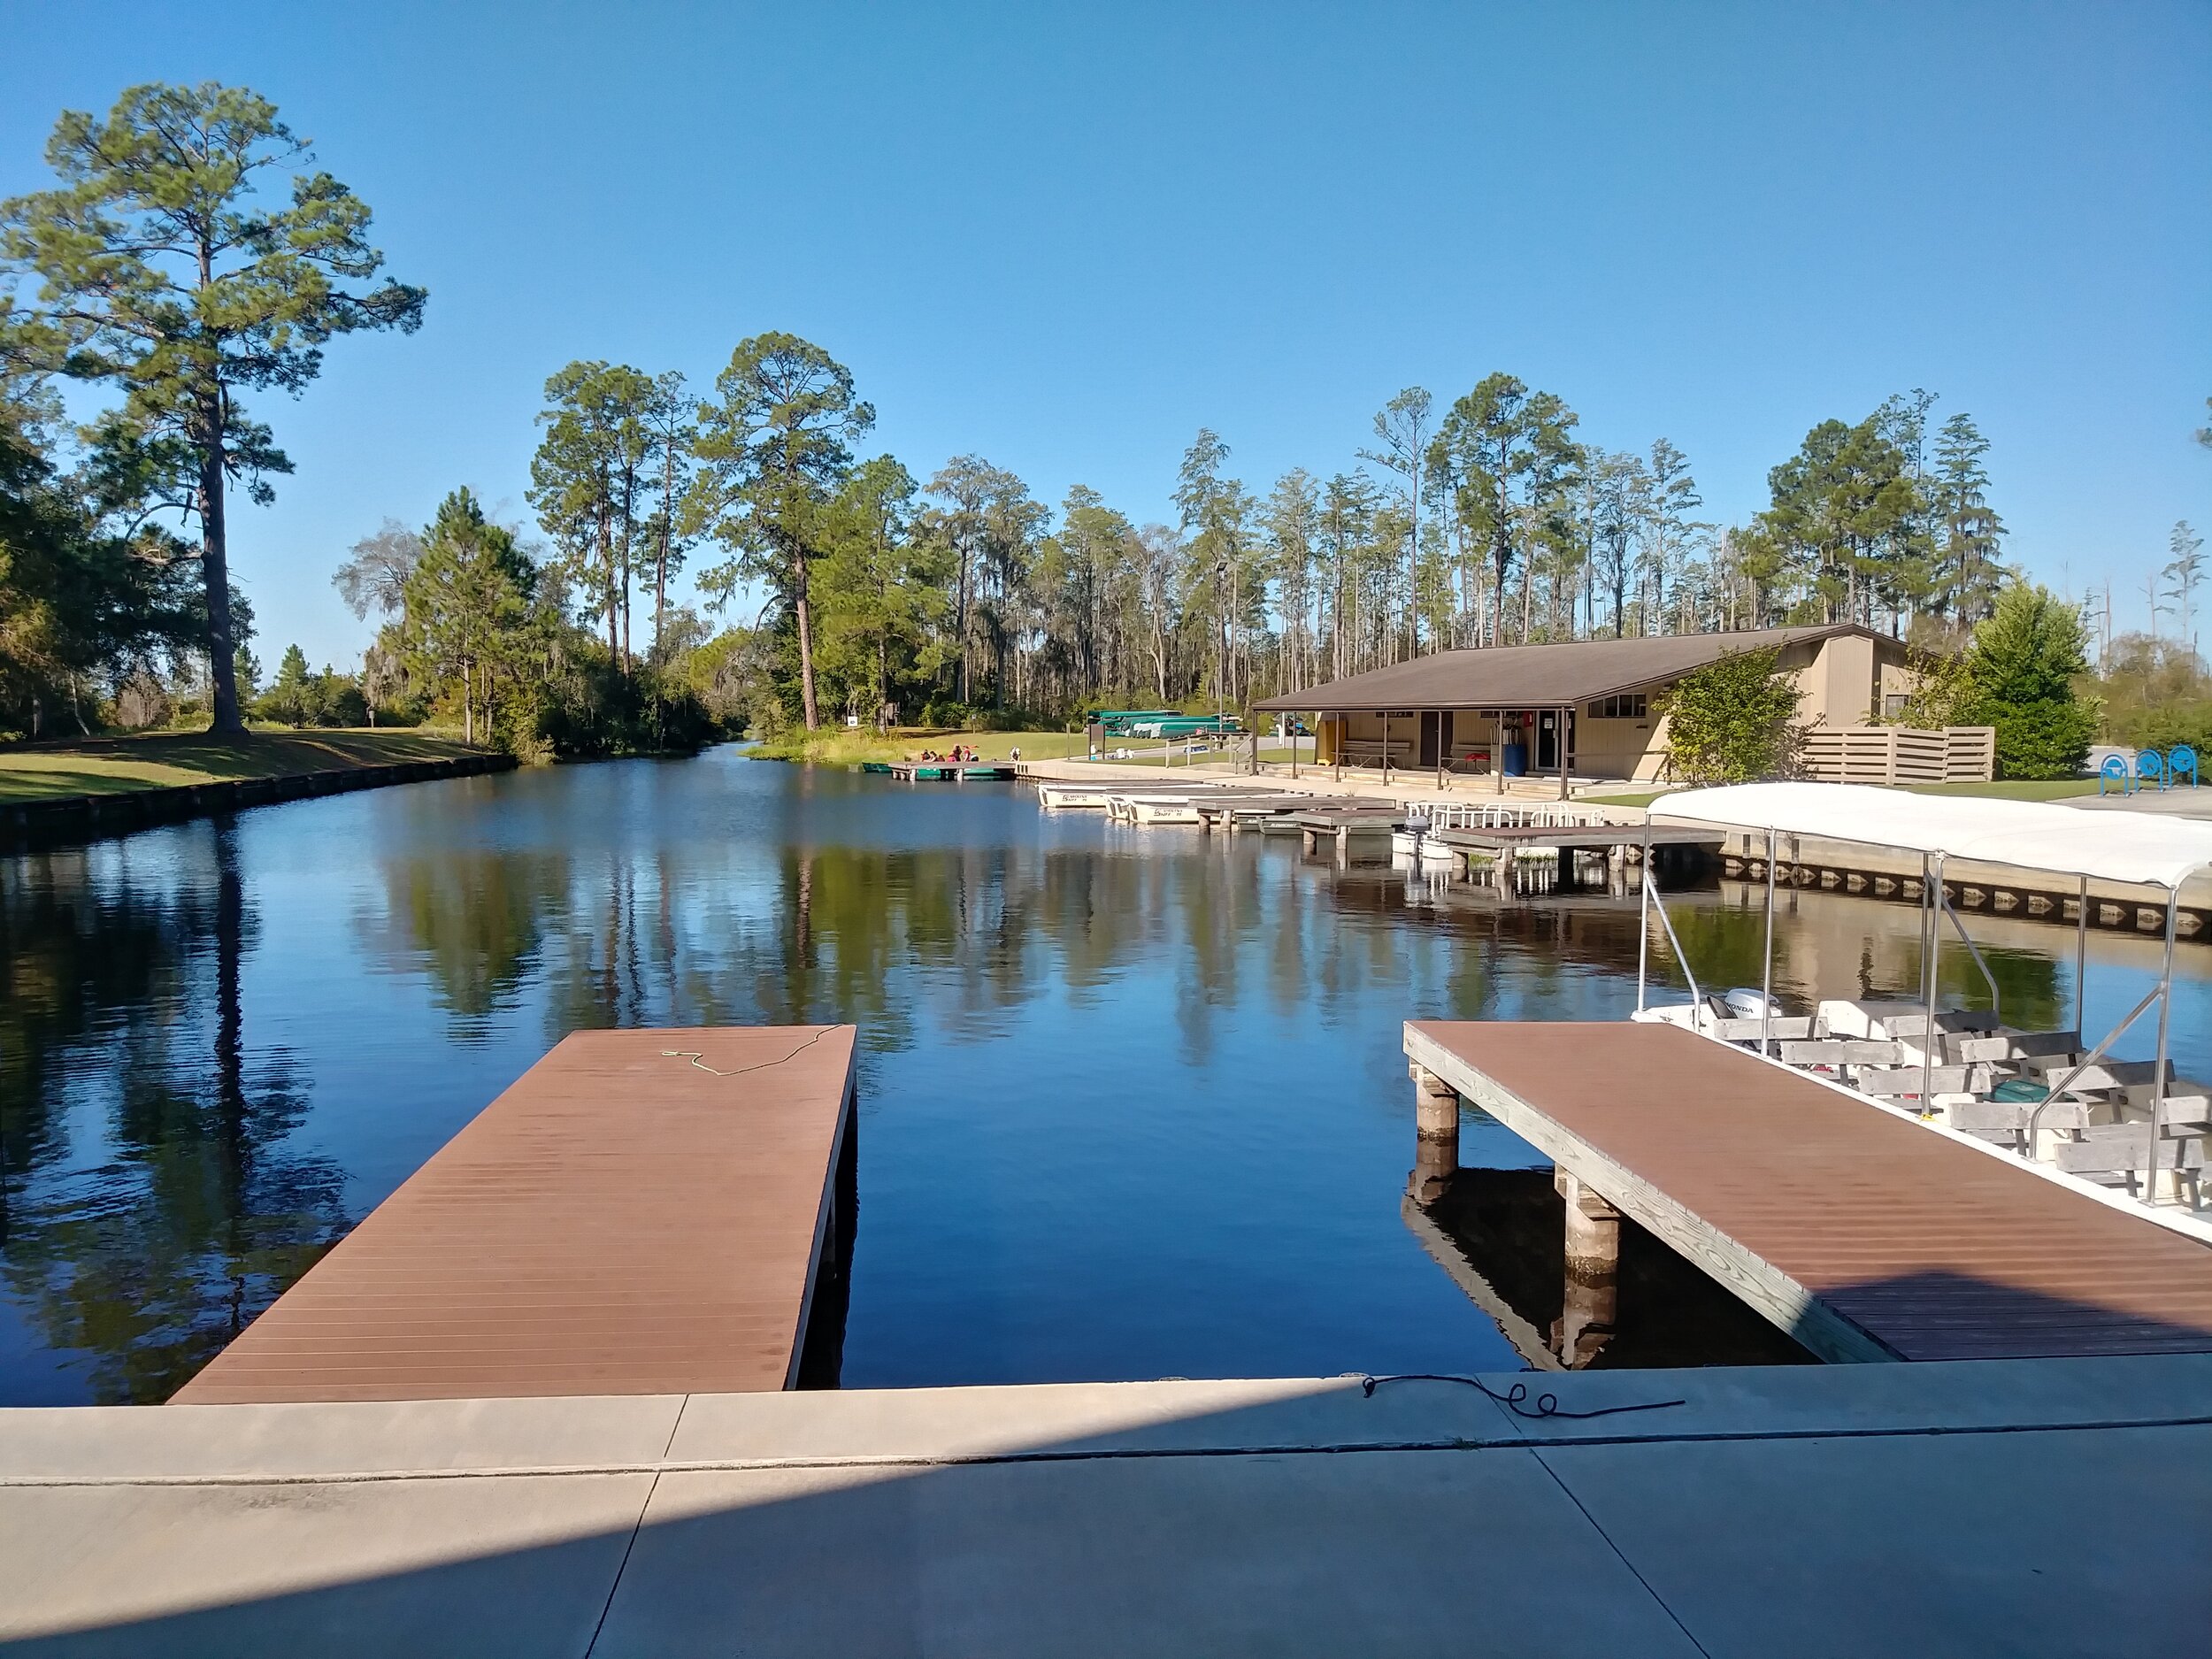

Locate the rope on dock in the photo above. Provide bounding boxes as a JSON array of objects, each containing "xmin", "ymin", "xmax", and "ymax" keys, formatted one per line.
[
  {"xmin": 1360, "ymin": 1373, "xmax": 1686, "ymax": 1421},
  {"xmin": 660, "ymin": 1027, "xmax": 834, "ymax": 1079}
]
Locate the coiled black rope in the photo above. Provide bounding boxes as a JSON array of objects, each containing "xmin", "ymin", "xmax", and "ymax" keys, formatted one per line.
[{"xmin": 1360, "ymin": 1372, "xmax": 1686, "ymax": 1421}]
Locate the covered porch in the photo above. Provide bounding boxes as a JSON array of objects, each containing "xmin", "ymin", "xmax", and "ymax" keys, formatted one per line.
[{"xmin": 1302, "ymin": 704, "xmax": 1609, "ymax": 798}]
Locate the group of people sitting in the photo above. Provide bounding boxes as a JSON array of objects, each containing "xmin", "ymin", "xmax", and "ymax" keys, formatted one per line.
[{"xmin": 918, "ymin": 744, "xmax": 979, "ymax": 763}]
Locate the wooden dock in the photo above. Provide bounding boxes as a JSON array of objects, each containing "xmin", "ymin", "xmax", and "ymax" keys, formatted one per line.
[
  {"xmin": 1294, "ymin": 806, "xmax": 1405, "ymax": 857},
  {"xmin": 1430, "ymin": 823, "xmax": 1724, "ymax": 891},
  {"xmin": 173, "ymin": 1026, "xmax": 859, "ymax": 1404},
  {"xmin": 1403, "ymin": 1020, "xmax": 2212, "ymax": 1363}
]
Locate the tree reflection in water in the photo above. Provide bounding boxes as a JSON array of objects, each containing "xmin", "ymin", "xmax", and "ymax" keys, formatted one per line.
[{"xmin": 0, "ymin": 818, "xmax": 345, "ymax": 1404}]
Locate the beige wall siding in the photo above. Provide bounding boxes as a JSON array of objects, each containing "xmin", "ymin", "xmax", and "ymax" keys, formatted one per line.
[{"xmin": 1302, "ymin": 631, "xmax": 1914, "ymax": 781}]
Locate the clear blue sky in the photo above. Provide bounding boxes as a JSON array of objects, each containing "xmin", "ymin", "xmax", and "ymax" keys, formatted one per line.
[{"xmin": 4, "ymin": 1, "xmax": 2208, "ymax": 668}]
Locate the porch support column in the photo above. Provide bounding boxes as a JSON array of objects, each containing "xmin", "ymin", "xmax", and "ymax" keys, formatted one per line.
[
  {"xmin": 1555, "ymin": 1169, "xmax": 1620, "ymax": 1367},
  {"xmin": 1407, "ymin": 1064, "xmax": 1460, "ymax": 1205},
  {"xmin": 1557, "ymin": 704, "xmax": 1571, "ymax": 800},
  {"xmin": 1494, "ymin": 710, "xmax": 1506, "ymax": 796}
]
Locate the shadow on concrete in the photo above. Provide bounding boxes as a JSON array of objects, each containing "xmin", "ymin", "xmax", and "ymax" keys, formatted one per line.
[
  {"xmin": 12, "ymin": 1344, "xmax": 2212, "ymax": 1657},
  {"xmin": 0, "ymin": 1379, "xmax": 1700, "ymax": 1657}
]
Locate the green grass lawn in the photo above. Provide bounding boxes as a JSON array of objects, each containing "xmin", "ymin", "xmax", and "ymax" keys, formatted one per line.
[
  {"xmin": 1903, "ymin": 779, "xmax": 2098, "ymax": 800},
  {"xmin": 0, "ymin": 727, "xmax": 488, "ymax": 805}
]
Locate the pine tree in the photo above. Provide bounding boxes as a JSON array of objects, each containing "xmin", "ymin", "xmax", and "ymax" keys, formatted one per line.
[
  {"xmin": 1932, "ymin": 413, "xmax": 2005, "ymax": 625},
  {"xmin": 0, "ymin": 82, "xmax": 424, "ymax": 731}
]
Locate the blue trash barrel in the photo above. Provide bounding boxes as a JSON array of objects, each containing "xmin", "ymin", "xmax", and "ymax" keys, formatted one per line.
[{"xmin": 1503, "ymin": 742, "xmax": 1528, "ymax": 777}]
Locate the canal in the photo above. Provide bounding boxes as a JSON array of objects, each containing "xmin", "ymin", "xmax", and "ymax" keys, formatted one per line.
[{"xmin": 3, "ymin": 747, "xmax": 2206, "ymax": 1404}]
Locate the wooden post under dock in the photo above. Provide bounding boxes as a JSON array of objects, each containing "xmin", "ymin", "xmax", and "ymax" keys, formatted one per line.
[
  {"xmin": 1408, "ymin": 1063, "xmax": 1460, "ymax": 1205},
  {"xmin": 173, "ymin": 1025, "xmax": 859, "ymax": 1404},
  {"xmin": 1555, "ymin": 1169, "xmax": 1620, "ymax": 1366},
  {"xmin": 1403, "ymin": 1019, "xmax": 2212, "ymax": 1363}
]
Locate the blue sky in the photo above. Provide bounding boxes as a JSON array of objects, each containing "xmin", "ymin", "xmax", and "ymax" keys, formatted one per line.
[{"xmin": 3, "ymin": 1, "xmax": 2207, "ymax": 668}]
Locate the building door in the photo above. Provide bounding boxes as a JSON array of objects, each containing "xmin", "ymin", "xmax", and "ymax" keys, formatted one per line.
[
  {"xmin": 1417, "ymin": 711, "xmax": 1441, "ymax": 768},
  {"xmin": 1536, "ymin": 709, "xmax": 1573, "ymax": 772}
]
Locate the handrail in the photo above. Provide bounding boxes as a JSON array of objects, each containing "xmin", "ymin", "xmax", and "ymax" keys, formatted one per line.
[
  {"xmin": 1642, "ymin": 864, "xmax": 1707, "ymax": 1017},
  {"xmin": 2021, "ymin": 981, "xmax": 2165, "ymax": 1156},
  {"xmin": 1937, "ymin": 883, "xmax": 2001, "ymax": 1026}
]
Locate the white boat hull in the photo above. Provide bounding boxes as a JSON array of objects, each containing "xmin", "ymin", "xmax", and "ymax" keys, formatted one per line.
[{"xmin": 1391, "ymin": 831, "xmax": 1459, "ymax": 866}]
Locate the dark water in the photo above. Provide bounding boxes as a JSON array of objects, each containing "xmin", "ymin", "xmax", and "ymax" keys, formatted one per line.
[{"xmin": 3, "ymin": 749, "xmax": 2206, "ymax": 1404}]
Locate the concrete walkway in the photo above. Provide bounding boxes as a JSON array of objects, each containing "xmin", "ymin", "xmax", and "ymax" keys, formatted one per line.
[
  {"xmin": 2070, "ymin": 786, "xmax": 2212, "ymax": 820},
  {"xmin": 2, "ymin": 1358, "xmax": 2207, "ymax": 1655}
]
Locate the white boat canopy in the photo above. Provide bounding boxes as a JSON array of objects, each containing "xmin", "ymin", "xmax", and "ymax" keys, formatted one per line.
[{"xmin": 1649, "ymin": 782, "xmax": 2212, "ymax": 891}]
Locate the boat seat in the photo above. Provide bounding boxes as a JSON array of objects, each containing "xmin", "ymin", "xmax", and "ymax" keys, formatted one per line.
[
  {"xmin": 1878, "ymin": 1010, "xmax": 2002, "ymax": 1038},
  {"xmin": 2052, "ymin": 1123, "xmax": 2206, "ymax": 1179},
  {"xmin": 1947, "ymin": 1098, "xmax": 2088, "ymax": 1133},
  {"xmin": 1857, "ymin": 1064, "xmax": 1993, "ymax": 1099},
  {"xmin": 1708, "ymin": 1016, "xmax": 1816, "ymax": 1043},
  {"xmin": 2027, "ymin": 1057, "xmax": 2174, "ymax": 1091},
  {"xmin": 2115, "ymin": 1085, "xmax": 2211, "ymax": 1120},
  {"xmin": 1778, "ymin": 1039, "xmax": 1904, "ymax": 1066}
]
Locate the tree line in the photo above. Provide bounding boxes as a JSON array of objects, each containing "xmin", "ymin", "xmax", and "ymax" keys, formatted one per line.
[{"xmin": 511, "ymin": 352, "xmax": 2024, "ymax": 734}]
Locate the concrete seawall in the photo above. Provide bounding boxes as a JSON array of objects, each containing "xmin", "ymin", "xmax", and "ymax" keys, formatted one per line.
[{"xmin": 0, "ymin": 752, "xmax": 518, "ymax": 852}]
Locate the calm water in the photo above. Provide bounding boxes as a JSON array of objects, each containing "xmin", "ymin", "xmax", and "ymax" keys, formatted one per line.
[{"xmin": 3, "ymin": 749, "xmax": 2207, "ymax": 1404}]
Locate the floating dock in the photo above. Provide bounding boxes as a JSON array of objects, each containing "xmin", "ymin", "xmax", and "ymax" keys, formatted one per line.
[
  {"xmin": 173, "ymin": 1026, "xmax": 859, "ymax": 1404},
  {"xmin": 1403, "ymin": 1020, "xmax": 2212, "ymax": 1363},
  {"xmin": 883, "ymin": 761, "xmax": 1017, "ymax": 781},
  {"xmin": 1431, "ymin": 823, "xmax": 1724, "ymax": 890},
  {"xmin": 1294, "ymin": 806, "xmax": 1406, "ymax": 856}
]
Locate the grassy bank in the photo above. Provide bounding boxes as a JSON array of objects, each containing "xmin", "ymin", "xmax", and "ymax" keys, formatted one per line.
[
  {"xmin": 0, "ymin": 728, "xmax": 490, "ymax": 806},
  {"xmin": 746, "ymin": 728, "xmax": 1092, "ymax": 765}
]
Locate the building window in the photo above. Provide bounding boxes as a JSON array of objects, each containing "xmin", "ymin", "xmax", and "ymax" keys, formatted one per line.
[
  {"xmin": 1589, "ymin": 693, "xmax": 1647, "ymax": 720},
  {"xmin": 1884, "ymin": 692, "xmax": 1909, "ymax": 718}
]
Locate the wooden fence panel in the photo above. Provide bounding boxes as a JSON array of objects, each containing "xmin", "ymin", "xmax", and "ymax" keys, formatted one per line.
[{"xmin": 1801, "ymin": 726, "xmax": 1995, "ymax": 786}]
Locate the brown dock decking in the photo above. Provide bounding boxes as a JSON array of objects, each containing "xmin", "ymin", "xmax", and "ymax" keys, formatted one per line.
[
  {"xmin": 1404, "ymin": 1020, "xmax": 2212, "ymax": 1363},
  {"xmin": 173, "ymin": 1025, "xmax": 858, "ymax": 1405}
]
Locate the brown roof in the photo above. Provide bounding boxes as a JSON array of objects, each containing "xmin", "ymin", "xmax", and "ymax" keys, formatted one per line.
[{"xmin": 1255, "ymin": 625, "xmax": 1871, "ymax": 711}]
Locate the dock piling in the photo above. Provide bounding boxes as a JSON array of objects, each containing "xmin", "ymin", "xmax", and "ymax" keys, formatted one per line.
[
  {"xmin": 1555, "ymin": 1169, "xmax": 1621, "ymax": 1367},
  {"xmin": 1408, "ymin": 1064, "xmax": 1460, "ymax": 1204}
]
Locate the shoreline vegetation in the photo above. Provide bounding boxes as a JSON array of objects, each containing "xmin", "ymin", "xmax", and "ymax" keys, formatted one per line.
[
  {"xmin": 0, "ymin": 728, "xmax": 494, "ymax": 807},
  {"xmin": 743, "ymin": 728, "xmax": 1092, "ymax": 766}
]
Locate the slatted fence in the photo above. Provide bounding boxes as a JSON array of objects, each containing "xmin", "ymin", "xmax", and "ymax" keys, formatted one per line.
[{"xmin": 1801, "ymin": 726, "xmax": 1995, "ymax": 785}]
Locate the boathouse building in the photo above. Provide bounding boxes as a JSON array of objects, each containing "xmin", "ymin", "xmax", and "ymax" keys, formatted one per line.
[{"xmin": 1254, "ymin": 624, "xmax": 1916, "ymax": 784}]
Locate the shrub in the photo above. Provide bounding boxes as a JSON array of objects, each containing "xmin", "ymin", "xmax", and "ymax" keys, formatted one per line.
[
  {"xmin": 1661, "ymin": 647, "xmax": 1807, "ymax": 783},
  {"xmin": 1955, "ymin": 585, "xmax": 2098, "ymax": 779},
  {"xmin": 1981, "ymin": 698, "xmax": 2100, "ymax": 780},
  {"xmin": 508, "ymin": 652, "xmax": 718, "ymax": 759}
]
